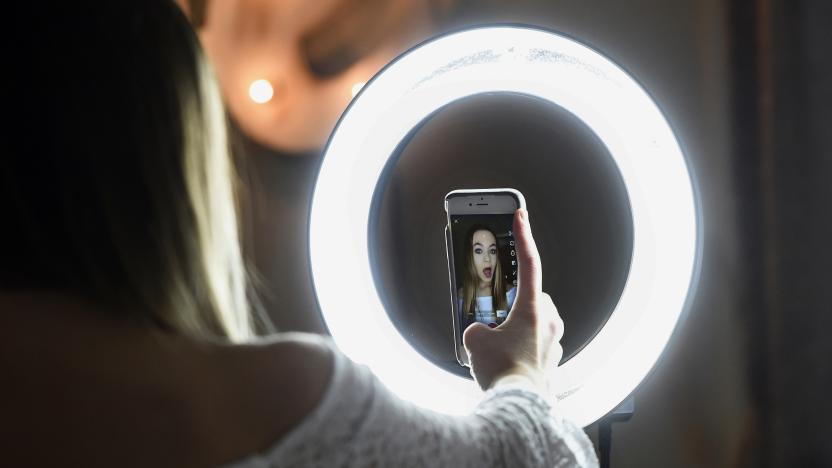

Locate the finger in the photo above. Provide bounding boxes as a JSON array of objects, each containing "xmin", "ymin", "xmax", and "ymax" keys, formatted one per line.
[{"xmin": 511, "ymin": 208, "xmax": 542, "ymax": 307}]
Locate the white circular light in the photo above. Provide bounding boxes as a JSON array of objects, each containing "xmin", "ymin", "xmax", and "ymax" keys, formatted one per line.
[
  {"xmin": 309, "ymin": 26, "xmax": 699, "ymax": 427},
  {"xmin": 248, "ymin": 79, "xmax": 273, "ymax": 104}
]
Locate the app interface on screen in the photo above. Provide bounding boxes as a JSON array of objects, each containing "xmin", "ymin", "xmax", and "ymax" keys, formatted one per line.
[{"xmin": 450, "ymin": 213, "xmax": 518, "ymax": 337}]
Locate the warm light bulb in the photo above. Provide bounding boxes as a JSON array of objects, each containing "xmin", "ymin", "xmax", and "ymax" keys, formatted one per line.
[
  {"xmin": 351, "ymin": 82, "xmax": 366, "ymax": 97},
  {"xmin": 249, "ymin": 79, "xmax": 274, "ymax": 104}
]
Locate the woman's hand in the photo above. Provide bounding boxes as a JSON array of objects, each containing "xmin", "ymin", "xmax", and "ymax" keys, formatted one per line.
[{"xmin": 462, "ymin": 209, "xmax": 564, "ymax": 393}]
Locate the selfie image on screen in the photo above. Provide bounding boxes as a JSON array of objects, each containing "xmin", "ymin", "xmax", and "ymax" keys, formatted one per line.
[{"xmin": 450, "ymin": 214, "xmax": 518, "ymax": 336}]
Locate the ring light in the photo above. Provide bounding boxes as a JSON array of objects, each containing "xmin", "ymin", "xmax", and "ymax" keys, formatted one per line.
[{"xmin": 309, "ymin": 25, "xmax": 699, "ymax": 427}]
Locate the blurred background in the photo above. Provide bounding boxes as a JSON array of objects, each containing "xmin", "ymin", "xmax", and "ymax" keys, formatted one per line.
[{"xmin": 177, "ymin": 0, "xmax": 831, "ymax": 466}]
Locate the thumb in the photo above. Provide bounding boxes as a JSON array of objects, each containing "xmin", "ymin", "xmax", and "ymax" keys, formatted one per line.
[
  {"xmin": 462, "ymin": 321, "xmax": 492, "ymax": 352},
  {"xmin": 512, "ymin": 208, "xmax": 542, "ymax": 308}
]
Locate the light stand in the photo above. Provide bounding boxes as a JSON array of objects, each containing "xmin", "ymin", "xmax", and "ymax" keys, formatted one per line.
[{"xmin": 598, "ymin": 397, "xmax": 635, "ymax": 468}]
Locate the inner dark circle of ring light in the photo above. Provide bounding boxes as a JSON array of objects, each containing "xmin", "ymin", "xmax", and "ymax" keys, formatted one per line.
[{"xmin": 370, "ymin": 91, "xmax": 634, "ymax": 379}]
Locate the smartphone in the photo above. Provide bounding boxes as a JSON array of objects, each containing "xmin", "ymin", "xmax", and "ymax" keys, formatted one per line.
[{"xmin": 445, "ymin": 188, "xmax": 525, "ymax": 367}]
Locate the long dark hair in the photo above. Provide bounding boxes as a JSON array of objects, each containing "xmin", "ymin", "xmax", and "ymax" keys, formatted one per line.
[
  {"xmin": 461, "ymin": 225, "xmax": 508, "ymax": 320},
  {"xmin": 0, "ymin": 1, "xmax": 257, "ymax": 341}
]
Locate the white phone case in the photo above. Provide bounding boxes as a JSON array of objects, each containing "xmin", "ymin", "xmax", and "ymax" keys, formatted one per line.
[{"xmin": 444, "ymin": 188, "xmax": 525, "ymax": 367}]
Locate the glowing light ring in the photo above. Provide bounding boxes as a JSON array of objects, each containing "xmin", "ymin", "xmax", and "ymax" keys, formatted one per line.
[{"xmin": 309, "ymin": 26, "xmax": 699, "ymax": 427}]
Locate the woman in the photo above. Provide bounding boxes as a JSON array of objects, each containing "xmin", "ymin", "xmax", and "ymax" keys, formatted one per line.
[
  {"xmin": 0, "ymin": 1, "xmax": 597, "ymax": 466},
  {"xmin": 459, "ymin": 225, "xmax": 517, "ymax": 327}
]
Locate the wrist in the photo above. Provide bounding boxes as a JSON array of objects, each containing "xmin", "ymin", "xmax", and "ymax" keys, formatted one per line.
[{"xmin": 489, "ymin": 365, "xmax": 548, "ymax": 394}]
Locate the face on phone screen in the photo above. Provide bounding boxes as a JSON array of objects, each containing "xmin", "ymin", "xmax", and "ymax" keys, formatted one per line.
[{"xmin": 450, "ymin": 213, "xmax": 518, "ymax": 338}]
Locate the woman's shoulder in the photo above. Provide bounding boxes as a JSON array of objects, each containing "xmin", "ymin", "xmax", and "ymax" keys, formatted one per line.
[
  {"xmin": 204, "ymin": 332, "xmax": 335, "ymax": 464},
  {"xmin": 221, "ymin": 331, "xmax": 334, "ymax": 408},
  {"xmin": 247, "ymin": 331, "xmax": 335, "ymax": 363},
  {"xmin": 0, "ymin": 294, "xmax": 339, "ymax": 466}
]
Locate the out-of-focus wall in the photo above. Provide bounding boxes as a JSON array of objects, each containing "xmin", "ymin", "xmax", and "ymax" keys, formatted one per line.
[{"xmin": 729, "ymin": 1, "xmax": 832, "ymax": 465}]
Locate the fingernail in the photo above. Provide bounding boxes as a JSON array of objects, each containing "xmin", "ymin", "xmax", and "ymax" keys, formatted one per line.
[{"xmin": 519, "ymin": 209, "xmax": 527, "ymax": 223}]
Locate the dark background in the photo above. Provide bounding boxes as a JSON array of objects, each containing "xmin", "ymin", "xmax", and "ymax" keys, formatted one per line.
[{"xmin": 234, "ymin": 0, "xmax": 832, "ymax": 466}]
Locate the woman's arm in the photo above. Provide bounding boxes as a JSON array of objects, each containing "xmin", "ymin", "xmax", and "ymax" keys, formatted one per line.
[{"xmin": 230, "ymin": 338, "xmax": 597, "ymax": 468}]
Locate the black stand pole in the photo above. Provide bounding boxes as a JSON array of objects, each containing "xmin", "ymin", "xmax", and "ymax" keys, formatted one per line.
[
  {"xmin": 598, "ymin": 397, "xmax": 634, "ymax": 468},
  {"xmin": 599, "ymin": 420, "xmax": 612, "ymax": 468}
]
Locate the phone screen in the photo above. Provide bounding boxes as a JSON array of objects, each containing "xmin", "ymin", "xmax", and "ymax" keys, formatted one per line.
[{"xmin": 449, "ymin": 213, "xmax": 518, "ymax": 338}]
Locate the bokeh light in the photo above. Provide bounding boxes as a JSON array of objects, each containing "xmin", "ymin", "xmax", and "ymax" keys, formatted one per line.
[{"xmin": 248, "ymin": 79, "xmax": 274, "ymax": 104}]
